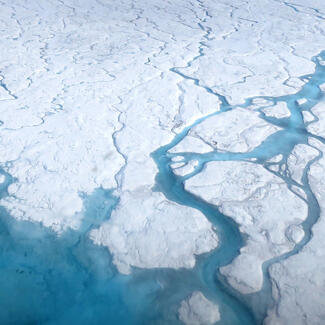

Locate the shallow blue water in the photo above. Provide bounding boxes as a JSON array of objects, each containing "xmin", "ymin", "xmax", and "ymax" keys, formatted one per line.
[
  {"xmin": 157, "ymin": 51, "xmax": 325, "ymax": 323},
  {"xmin": 0, "ymin": 51, "xmax": 325, "ymax": 325}
]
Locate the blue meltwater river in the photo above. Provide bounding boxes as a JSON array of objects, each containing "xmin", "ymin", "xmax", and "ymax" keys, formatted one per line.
[{"xmin": 1, "ymin": 52, "xmax": 325, "ymax": 324}]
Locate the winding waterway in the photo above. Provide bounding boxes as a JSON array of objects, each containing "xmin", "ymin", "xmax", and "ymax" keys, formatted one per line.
[{"xmin": 0, "ymin": 52, "xmax": 325, "ymax": 324}]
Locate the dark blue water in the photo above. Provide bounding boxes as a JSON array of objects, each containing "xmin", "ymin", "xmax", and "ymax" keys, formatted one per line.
[{"xmin": 0, "ymin": 51, "xmax": 325, "ymax": 325}]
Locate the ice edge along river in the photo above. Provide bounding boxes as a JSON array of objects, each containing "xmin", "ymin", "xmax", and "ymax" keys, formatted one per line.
[
  {"xmin": 151, "ymin": 50, "xmax": 325, "ymax": 324},
  {"xmin": 0, "ymin": 51, "xmax": 325, "ymax": 324}
]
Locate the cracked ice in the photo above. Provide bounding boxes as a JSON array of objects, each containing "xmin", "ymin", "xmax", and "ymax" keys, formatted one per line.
[{"xmin": 1, "ymin": 0, "xmax": 325, "ymax": 324}]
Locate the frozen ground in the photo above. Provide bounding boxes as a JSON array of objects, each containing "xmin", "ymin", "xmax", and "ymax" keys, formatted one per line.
[{"xmin": 1, "ymin": 0, "xmax": 325, "ymax": 324}]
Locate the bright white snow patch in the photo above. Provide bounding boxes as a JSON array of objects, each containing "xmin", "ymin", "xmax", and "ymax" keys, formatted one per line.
[
  {"xmin": 188, "ymin": 108, "xmax": 280, "ymax": 153},
  {"xmin": 178, "ymin": 291, "xmax": 220, "ymax": 325},
  {"xmin": 90, "ymin": 190, "xmax": 218, "ymax": 274}
]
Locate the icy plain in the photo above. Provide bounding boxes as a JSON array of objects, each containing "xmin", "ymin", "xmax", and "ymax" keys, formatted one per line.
[{"xmin": 1, "ymin": 0, "xmax": 325, "ymax": 324}]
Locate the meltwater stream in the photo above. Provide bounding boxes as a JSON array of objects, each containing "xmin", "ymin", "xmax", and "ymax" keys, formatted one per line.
[
  {"xmin": 0, "ymin": 52, "xmax": 324, "ymax": 325},
  {"xmin": 151, "ymin": 50, "xmax": 325, "ymax": 324}
]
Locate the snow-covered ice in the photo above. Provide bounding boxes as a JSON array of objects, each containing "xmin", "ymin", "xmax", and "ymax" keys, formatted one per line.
[
  {"xmin": 1, "ymin": 0, "xmax": 325, "ymax": 324},
  {"xmin": 172, "ymin": 160, "xmax": 199, "ymax": 177},
  {"xmin": 261, "ymin": 102, "xmax": 291, "ymax": 119},
  {"xmin": 0, "ymin": 106, "xmax": 124, "ymax": 232},
  {"xmin": 185, "ymin": 161, "xmax": 308, "ymax": 293},
  {"xmin": 307, "ymin": 102, "xmax": 325, "ymax": 137},
  {"xmin": 188, "ymin": 108, "xmax": 280, "ymax": 153},
  {"xmin": 178, "ymin": 291, "xmax": 220, "ymax": 325},
  {"xmin": 302, "ymin": 110, "xmax": 315, "ymax": 123},
  {"xmin": 287, "ymin": 144, "xmax": 319, "ymax": 185},
  {"xmin": 169, "ymin": 136, "xmax": 213, "ymax": 154},
  {"xmin": 90, "ymin": 190, "xmax": 218, "ymax": 274},
  {"xmin": 265, "ymin": 139, "xmax": 325, "ymax": 325}
]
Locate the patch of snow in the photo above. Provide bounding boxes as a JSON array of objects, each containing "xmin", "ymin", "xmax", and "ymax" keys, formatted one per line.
[
  {"xmin": 297, "ymin": 98, "xmax": 307, "ymax": 105},
  {"xmin": 173, "ymin": 160, "xmax": 199, "ymax": 177},
  {"xmin": 0, "ymin": 174, "xmax": 5, "ymax": 184},
  {"xmin": 285, "ymin": 224, "xmax": 304, "ymax": 244},
  {"xmin": 307, "ymin": 102, "xmax": 325, "ymax": 137},
  {"xmin": 267, "ymin": 154, "xmax": 283, "ymax": 163},
  {"xmin": 189, "ymin": 108, "xmax": 280, "ymax": 153},
  {"xmin": 178, "ymin": 291, "xmax": 220, "ymax": 325},
  {"xmin": 262, "ymin": 102, "xmax": 291, "ymax": 118},
  {"xmin": 265, "ymin": 139, "xmax": 325, "ymax": 325},
  {"xmin": 0, "ymin": 108, "xmax": 124, "ymax": 233},
  {"xmin": 287, "ymin": 144, "xmax": 319, "ymax": 184}
]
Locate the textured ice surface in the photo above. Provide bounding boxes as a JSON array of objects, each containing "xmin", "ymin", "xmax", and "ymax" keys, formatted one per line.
[
  {"xmin": 307, "ymin": 102, "xmax": 325, "ymax": 137},
  {"xmin": 173, "ymin": 160, "xmax": 199, "ymax": 177},
  {"xmin": 1, "ymin": 0, "xmax": 325, "ymax": 324},
  {"xmin": 178, "ymin": 291, "xmax": 220, "ymax": 325},
  {"xmin": 188, "ymin": 108, "xmax": 280, "ymax": 153},
  {"xmin": 265, "ymin": 139, "xmax": 325, "ymax": 325},
  {"xmin": 185, "ymin": 161, "xmax": 308, "ymax": 293},
  {"xmin": 0, "ymin": 108, "xmax": 124, "ymax": 232},
  {"xmin": 302, "ymin": 110, "xmax": 315, "ymax": 123},
  {"xmin": 90, "ymin": 190, "xmax": 218, "ymax": 274},
  {"xmin": 287, "ymin": 144, "xmax": 319, "ymax": 184},
  {"xmin": 169, "ymin": 136, "xmax": 213, "ymax": 154},
  {"xmin": 261, "ymin": 102, "xmax": 291, "ymax": 118}
]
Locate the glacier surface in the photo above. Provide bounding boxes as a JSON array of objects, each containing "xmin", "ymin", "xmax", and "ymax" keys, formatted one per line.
[{"xmin": 1, "ymin": 0, "xmax": 325, "ymax": 324}]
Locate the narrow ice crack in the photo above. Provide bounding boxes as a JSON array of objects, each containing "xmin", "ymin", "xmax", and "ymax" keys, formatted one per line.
[
  {"xmin": 0, "ymin": 73, "xmax": 17, "ymax": 100},
  {"xmin": 111, "ymin": 103, "xmax": 128, "ymax": 192}
]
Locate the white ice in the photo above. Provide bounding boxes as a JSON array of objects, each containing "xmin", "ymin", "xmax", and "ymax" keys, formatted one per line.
[
  {"xmin": 185, "ymin": 161, "xmax": 308, "ymax": 294},
  {"xmin": 265, "ymin": 139, "xmax": 325, "ymax": 325},
  {"xmin": 178, "ymin": 291, "xmax": 220, "ymax": 325},
  {"xmin": 1, "ymin": 1, "xmax": 325, "ymax": 323},
  {"xmin": 90, "ymin": 190, "xmax": 218, "ymax": 274},
  {"xmin": 187, "ymin": 108, "xmax": 280, "ymax": 153}
]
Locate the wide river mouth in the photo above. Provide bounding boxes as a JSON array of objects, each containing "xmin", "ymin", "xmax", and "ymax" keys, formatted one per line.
[{"xmin": 0, "ymin": 51, "xmax": 324, "ymax": 324}]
